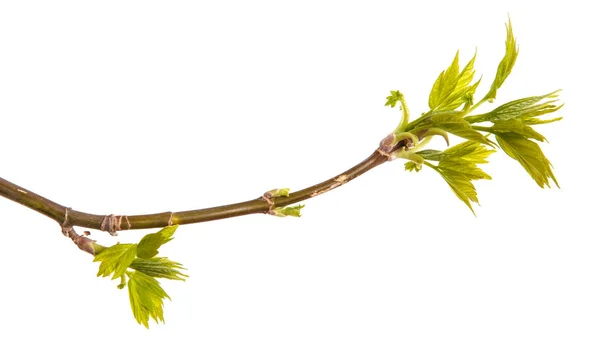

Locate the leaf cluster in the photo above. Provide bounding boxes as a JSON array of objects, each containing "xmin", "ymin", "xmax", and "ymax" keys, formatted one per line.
[
  {"xmin": 428, "ymin": 51, "xmax": 479, "ymax": 112},
  {"xmin": 468, "ymin": 91, "xmax": 562, "ymax": 188},
  {"xmin": 387, "ymin": 18, "xmax": 563, "ymax": 211},
  {"xmin": 415, "ymin": 141, "xmax": 494, "ymax": 213},
  {"xmin": 93, "ymin": 225, "xmax": 187, "ymax": 328}
]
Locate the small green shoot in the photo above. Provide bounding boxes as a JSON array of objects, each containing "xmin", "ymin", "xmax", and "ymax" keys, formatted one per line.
[
  {"xmin": 93, "ymin": 225, "xmax": 187, "ymax": 328},
  {"xmin": 385, "ymin": 18, "xmax": 561, "ymax": 211},
  {"xmin": 270, "ymin": 204, "xmax": 305, "ymax": 217}
]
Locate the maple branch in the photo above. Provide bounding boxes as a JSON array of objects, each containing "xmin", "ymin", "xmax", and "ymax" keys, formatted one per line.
[{"xmin": 0, "ymin": 149, "xmax": 389, "ymax": 234}]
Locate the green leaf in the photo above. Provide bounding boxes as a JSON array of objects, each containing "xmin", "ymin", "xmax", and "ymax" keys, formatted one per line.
[
  {"xmin": 487, "ymin": 119, "xmax": 546, "ymax": 142},
  {"xmin": 466, "ymin": 90, "xmax": 562, "ymax": 124},
  {"xmin": 496, "ymin": 133, "xmax": 559, "ymax": 188},
  {"xmin": 127, "ymin": 271, "xmax": 171, "ymax": 328},
  {"xmin": 129, "ymin": 257, "xmax": 188, "ymax": 281},
  {"xmin": 426, "ymin": 141, "xmax": 495, "ymax": 212},
  {"xmin": 137, "ymin": 225, "xmax": 178, "ymax": 259},
  {"xmin": 264, "ymin": 188, "xmax": 290, "ymax": 199},
  {"xmin": 404, "ymin": 162, "xmax": 421, "ymax": 172},
  {"xmin": 385, "ymin": 90, "xmax": 403, "ymax": 108},
  {"xmin": 270, "ymin": 204, "xmax": 304, "ymax": 217},
  {"xmin": 444, "ymin": 140, "xmax": 495, "ymax": 164},
  {"xmin": 483, "ymin": 18, "xmax": 518, "ymax": 101},
  {"xmin": 415, "ymin": 149, "xmax": 446, "ymax": 161},
  {"xmin": 431, "ymin": 112, "xmax": 495, "ymax": 146},
  {"xmin": 436, "ymin": 166, "xmax": 480, "ymax": 213},
  {"xmin": 428, "ymin": 51, "xmax": 480, "ymax": 111},
  {"xmin": 429, "ymin": 51, "xmax": 459, "ymax": 109},
  {"xmin": 438, "ymin": 158, "xmax": 491, "ymax": 180},
  {"xmin": 94, "ymin": 243, "xmax": 138, "ymax": 280},
  {"xmin": 521, "ymin": 116, "xmax": 563, "ymax": 125}
]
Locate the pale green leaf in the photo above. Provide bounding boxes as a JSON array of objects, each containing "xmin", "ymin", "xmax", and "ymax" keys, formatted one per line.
[
  {"xmin": 128, "ymin": 271, "xmax": 171, "ymax": 328},
  {"xmin": 426, "ymin": 141, "xmax": 494, "ymax": 213},
  {"xmin": 484, "ymin": 18, "xmax": 518, "ymax": 101},
  {"xmin": 137, "ymin": 225, "xmax": 178, "ymax": 259},
  {"xmin": 444, "ymin": 140, "xmax": 495, "ymax": 163},
  {"xmin": 496, "ymin": 133, "xmax": 559, "ymax": 188},
  {"xmin": 385, "ymin": 90, "xmax": 403, "ymax": 108},
  {"xmin": 264, "ymin": 188, "xmax": 290, "ymax": 199},
  {"xmin": 270, "ymin": 205, "xmax": 304, "ymax": 217},
  {"xmin": 429, "ymin": 51, "xmax": 460, "ymax": 109},
  {"xmin": 415, "ymin": 149, "xmax": 446, "ymax": 161},
  {"xmin": 94, "ymin": 243, "xmax": 138, "ymax": 280},
  {"xmin": 437, "ymin": 141, "xmax": 495, "ymax": 181},
  {"xmin": 405, "ymin": 162, "xmax": 421, "ymax": 172},
  {"xmin": 129, "ymin": 257, "xmax": 188, "ymax": 281},
  {"xmin": 487, "ymin": 119, "xmax": 546, "ymax": 142},
  {"xmin": 437, "ymin": 168, "xmax": 479, "ymax": 213},
  {"xmin": 466, "ymin": 90, "xmax": 562, "ymax": 123},
  {"xmin": 429, "ymin": 51, "xmax": 480, "ymax": 111},
  {"xmin": 438, "ymin": 158, "xmax": 492, "ymax": 180},
  {"xmin": 521, "ymin": 116, "xmax": 563, "ymax": 125}
]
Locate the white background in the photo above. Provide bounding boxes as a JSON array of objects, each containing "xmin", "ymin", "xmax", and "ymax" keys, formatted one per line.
[{"xmin": 0, "ymin": 1, "xmax": 597, "ymax": 346}]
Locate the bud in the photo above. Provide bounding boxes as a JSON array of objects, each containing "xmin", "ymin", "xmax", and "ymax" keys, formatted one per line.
[
  {"xmin": 269, "ymin": 205, "xmax": 304, "ymax": 217},
  {"xmin": 378, "ymin": 133, "xmax": 396, "ymax": 153},
  {"xmin": 263, "ymin": 188, "xmax": 290, "ymax": 199},
  {"xmin": 75, "ymin": 236, "xmax": 97, "ymax": 255}
]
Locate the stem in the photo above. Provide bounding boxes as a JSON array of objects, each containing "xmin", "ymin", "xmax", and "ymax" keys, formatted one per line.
[
  {"xmin": 468, "ymin": 97, "xmax": 491, "ymax": 115},
  {"xmin": 405, "ymin": 110, "xmax": 433, "ymax": 132},
  {"xmin": 471, "ymin": 125, "xmax": 493, "ymax": 132},
  {"xmin": 0, "ymin": 150, "xmax": 388, "ymax": 232},
  {"xmin": 397, "ymin": 95, "xmax": 410, "ymax": 132}
]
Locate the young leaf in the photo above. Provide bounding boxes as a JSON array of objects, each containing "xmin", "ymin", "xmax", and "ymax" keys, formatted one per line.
[
  {"xmin": 127, "ymin": 271, "xmax": 171, "ymax": 328},
  {"xmin": 270, "ymin": 205, "xmax": 305, "ymax": 217},
  {"xmin": 426, "ymin": 141, "xmax": 495, "ymax": 212},
  {"xmin": 444, "ymin": 140, "xmax": 496, "ymax": 164},
  {"xmin": 487, "ymin": 119, "xmax": 546, "ymax": 142},
  {"xmin": 465, "ymin": 90, "xmax": 562, "ymax": 124},
  {"xmin": 94, "ymin": 243, "xmax": 138, "ymax": 279},
  {"xmin": 404, "ymin": 161, "xmax": 421, "ymax": 172},
  {"xmin": 264, "ymin": 188, "xmax": 290, "ymax": 199},
  {"xmin": 385, "ymin": 90, "xmax": 404, "ymax": 108},
  {"xmin": 429, "ymin": 51, "xmax": 480, "ymax": 111},
  {"xmin": 429, "ymin": 51, "xmax": 459, "ymax": 109},
  {"xmin": 521, "ymin": 116, "xmax": 562, "ymax": 125},
  {"xmin": 415, "ymin": 149, "xmax": 446, "ymax": 161},
  {"xmin": 431, "ymin": 112, "xmax": 494, "ymax": 146},
  {"xmin": 496, "ymin": 133, "xmax": 559, "ymax": 188},
  {"xmin": 129, "ymin": 257, "xmax": 188, "ymax": 281},
  {"xmin": 483, "ymin": 19, "xmax": 518, "ymax": 101},
  {"xmin": 137, "ymin": 225, "xmax": 178, "ymax": 259},
  {"xmin": 438, "ymin": 158, "xmax": 491, "ymax": 181},
  {"xmin": 436, "ymin": 166, "xmax": 480, "ymax": 213}
]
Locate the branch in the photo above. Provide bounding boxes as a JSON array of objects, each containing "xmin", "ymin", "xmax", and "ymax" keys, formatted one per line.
[{"xmin": 0, "ymin": 149, "xmax": 390, "ymax": 234}]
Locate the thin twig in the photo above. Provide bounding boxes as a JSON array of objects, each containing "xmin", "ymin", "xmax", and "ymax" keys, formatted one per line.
[{"xmin": 0, "ymin": 149, "xmax": 389, "ymax": 232}]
